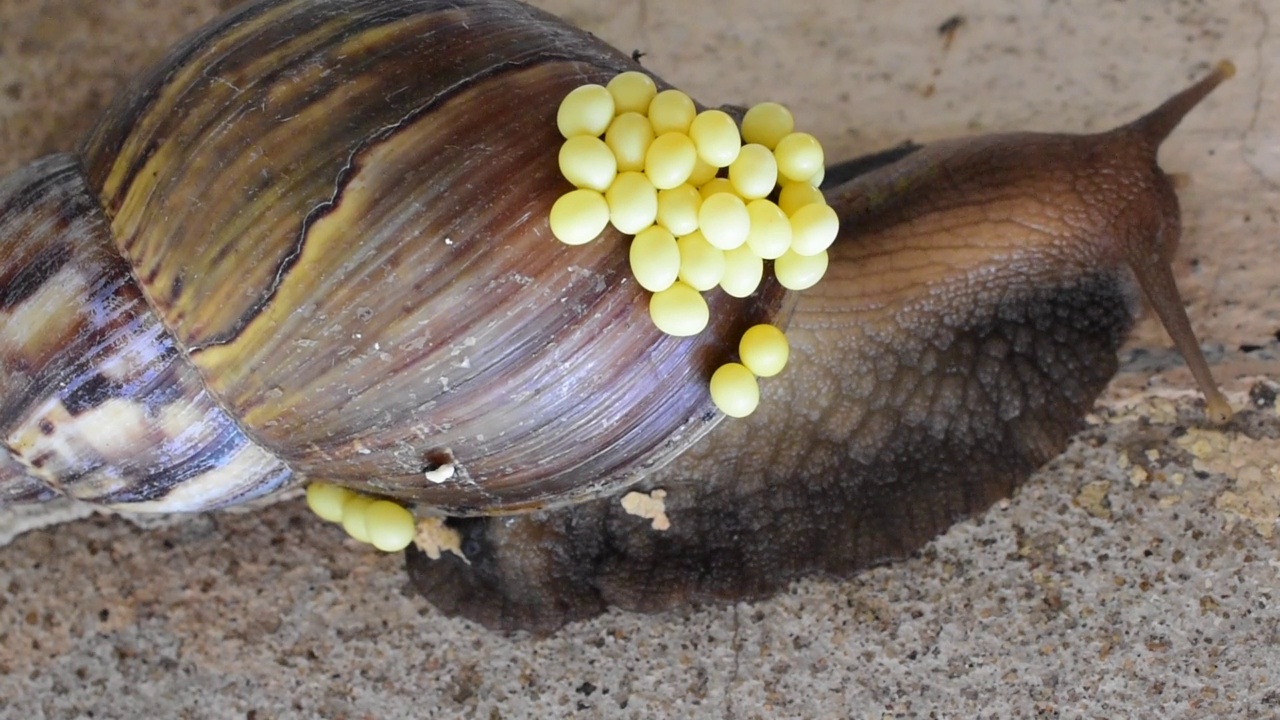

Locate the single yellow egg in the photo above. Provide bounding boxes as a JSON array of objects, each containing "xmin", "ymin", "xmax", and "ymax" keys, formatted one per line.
[
  {"xmin": 549, "ymin": 189, "xmax": 610, "ymax": 245},
  {"xmin": 789, "ymin": 202, "xmax": 839, "ymax": 256},
  {"xmin": 340, "ymin": 494, "xmax": 375, "ymax": 544},
  {"xmin": 558, "ymin": 135, "xmax": 617, "ymax": 192},
  {"xmin": 709, "ymin": 363, "xmax": 760, "ymax": 418},
  {"xmin": 656, "ymin": 184, "xmax": 702, "ymax": 236},
  {"xmin": 648, "ymin": 89, "xmax": 696, "ymax": 135},
  {"xmin": 698, "ymin": 177, "xmax": 735, "ymax": 199},
  {"xmin": 741, "ymin": 102, "xmax": 794, "ymax": 149},
  {"xmin": 605, "ymin": 112, "xmax": 654, "ymax": 173},
  {"xmin": 698, "ymin": 193, "xmax": 750, "ymax": 250},
  {"xmin": 607, "ymin": 71, "xmax": 658, "ymax": 115},
  {"xmin": 728, "ymin": 143, "xmax": 778, "ymax": 200},
  {"xmin": 687, "ymin": 156, "xmax": 719, "ymax": 187},
  {"xmin": 676, "ymin": 231, "xmax": 726, "ymax": 291},
  {"xmin": 557, "ymin": 83, "xmax": 615, "ymax": 138},
  {"xmin": 649, "ymin": 281, "xmax": 709, "ymax": 336},
  {"xmin": 605, "ymin": 172, "xmax": 659, "ymax": 234},
  {"xmin": 774, "ymin": 248, "xmax": 829, "ymax": 290},
  {"xmin": 777, "ymin": 181, "xmax": 826, "ymax": 216},
  {"xmin": 365, "ymin": 500, "xmax": 417, "ymax": 552},
  {"xmin": 305, "ymin": 482, "xmax": 351, "ymax": 523},
  {"xmin": 688, "ymin": 109, "xmax": 742, "ymax": 167},
  {"xmin": 774, "ymin": 132, "xmax": 825, "ymax": 183},
  {"xmin": 630, "ymin": 226, "xmax": 681, "ymax": 292},
  {"xmin": 645, "ymin": 132, "xmax": 698, "ymax": 190},
  {"xmin": 720, "ymin": 245, "xmax": 764, "ymax": 298},
  {"xmin": 744, "ymin": 199, "xmax": 792, "ymax": 259},
  {"xmin": 739, "ymin": 324, "xmax": 789, "ymax": 377}
]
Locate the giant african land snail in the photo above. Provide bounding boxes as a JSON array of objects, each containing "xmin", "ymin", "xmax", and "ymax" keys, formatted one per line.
[{"xmin": 0, "ymin": 0, "xmax": 1236, "ymax": 633}]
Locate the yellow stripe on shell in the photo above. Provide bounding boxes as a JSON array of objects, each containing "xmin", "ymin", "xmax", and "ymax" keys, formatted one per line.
[{"xmin": 709, "ymin": 363, "xmax": 760, "ymax": 418}]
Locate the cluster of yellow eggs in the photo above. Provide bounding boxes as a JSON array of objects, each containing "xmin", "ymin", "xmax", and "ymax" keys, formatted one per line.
[
  {"xmin": 550, "ymin": 71, "xmax": 835, "ymax": 417},
  {"xmin": 305, "ymin": 482, "xmax": 416, "ymax": 552}
]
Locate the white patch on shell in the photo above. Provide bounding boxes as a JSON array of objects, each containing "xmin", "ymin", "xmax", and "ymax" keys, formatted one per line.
[
  {"xmin": 117, "ymin": 443, "xmax": 289, "ymax": 513},
  {"xmin": 0, "ymin": 266, "xmax": 88, "ymax": 361},
  {"xmin": 424, "ymin": 463, "xmax": 455, "ymax": 484},
  {"xmin": 620, "ymin": 489, "xmax": 670, "ymax": 531}
]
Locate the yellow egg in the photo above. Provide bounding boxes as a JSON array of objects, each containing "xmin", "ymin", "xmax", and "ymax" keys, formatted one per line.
[
  {"xmin": 744, "ymin": 199, "xmax": 792, "ymax": 260},
  {"xmin": 728, "ymin": 144, "xmax": 778, "ymax": 200},
  {"xmin": 648, "ymin": 89, "xmax": 696, "ymax": 135},
  {"xmin": 774, "ymin": 132, "xmax": 825, "ymax": 183},
  {"xmin": 305, "ymin": 482, "xmax": 351, "ymax": 523},
  {"xmin": 774, "ymin": 248, "xmax": 829, "ymax": 290},
  {"xmin": 558, "ymin": 135, "xmax": 617, "ymax": 192},
  {"xmin": 709, "ymin": 363, "xmax": 760, "ymax": 418},
  {"xmin": 365, "ymin": 500, "xmax": 417, "ymax": 552},
  {"xmin": 698, "ymin": 193, "xmax": 750, "ymax": 250},
  {"xmin": 340, "ymin": 495, "xmax": 375, "ymax": 544},
  {"xmin": 629, "ymin": 226, "xmax": 681, "ymax": 292},
  {"xmin": 607, "ymin": 71, "xmax": 658, "ymax": 114},
  {"xmin": 649, "ymin": 281, "xmax": 709, "ymax": 336},
  {"xmin": 557, "ymin": 84, "xmax": 615, "ymax": 138},
  {"xmin": 720, "ymin": 245, "xmax": 764, "ymax": 298},
  {"xmin": 605, "ymin": 172, "xmax": 659, "ymax": 234},
  {"xmin": 698, "ymin": 177, "xmax": 735, "ymax": 199},
  {"xmin": 605, "ymin": 112, "xmax": 654, "ymax": 172},
  {"xmin": 777, "ymin": 181, "xmax": 825, "ymax": 216},
  {"xmin": 687, "ymin": 156, "xmax": 719, "ymax": 187},
  {"xmin": 645, "ymin": 132, "xmax": 698, "ymax": 190},
  {"xmin": 656, "ymin": 184, "xmax": 702, "ymax": 236},
  {"xmin": 789, "ymin": 203, "xmax": 839, "ymax": 256},
  {"xmin": 741, "ymin": 101, "xmax": 794, "ymax": 149},
  {"xmin": 739, "ymin": 324, "xmax": 789, "ymax": 377},
  {"xmin": 676, "ymin": 231, "xmax": 726, "ymax": 291},
  {"xmin": 688, "ymin": 109, "xmax": 742, "ymax": 167},
  {"xmin": 549, "ymin": 189, "xmax": 610, "ymax": 245}
]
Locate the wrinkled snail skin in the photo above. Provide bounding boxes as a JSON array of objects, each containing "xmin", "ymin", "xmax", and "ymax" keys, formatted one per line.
[
  {"xmin": 0, "ymin": 0, "xmax": 1232, "ymax": 635},
  {"xmin": 406, "ymin": 67, "xmax": 1236, "ymax": 634}
]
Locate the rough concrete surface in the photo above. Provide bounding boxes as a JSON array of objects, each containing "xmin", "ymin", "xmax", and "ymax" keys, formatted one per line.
[{"xmin": 1, "ymin": 0, "xmax": 1278, "ymax": 718}]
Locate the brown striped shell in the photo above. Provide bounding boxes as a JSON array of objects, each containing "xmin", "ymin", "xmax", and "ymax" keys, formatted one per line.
[{"xmin": 0, "ymin": 0, "xmax": 782, "ymax": 513}]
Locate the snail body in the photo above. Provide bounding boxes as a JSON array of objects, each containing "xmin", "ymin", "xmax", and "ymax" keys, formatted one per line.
[{"xmin": 0, "ymin": 0, "xmax": 1234, "ymax": 633}]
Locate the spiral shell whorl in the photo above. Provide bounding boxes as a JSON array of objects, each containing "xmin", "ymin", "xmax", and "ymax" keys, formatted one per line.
[
  {"xmin": 27, "ymin": 0, "xmax": 786, "ymax": 513},
  {"xmin": 0, "ymin": 155, "xmax": 293, "ymax": 510}
]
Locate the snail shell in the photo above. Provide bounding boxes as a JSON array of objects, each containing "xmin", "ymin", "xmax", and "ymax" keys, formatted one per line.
[
  {"xmin": 0, "ymin": 0, "xmax": 1235, "ymax": 632},
  {"xmin": 0, "ymin": 0, "xmax": 781, "ymax": 513}
]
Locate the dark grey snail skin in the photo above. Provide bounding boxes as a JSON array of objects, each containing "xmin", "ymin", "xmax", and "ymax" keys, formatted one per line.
[{"xmin": 0, "ymin": 0, "xmax": 1235, "ymax": 635}]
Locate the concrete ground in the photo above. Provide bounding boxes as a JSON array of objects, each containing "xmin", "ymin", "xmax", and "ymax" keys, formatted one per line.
[{"xmin": 1, "ymin": 0, "xmax": 1278, "ymax": 717}]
